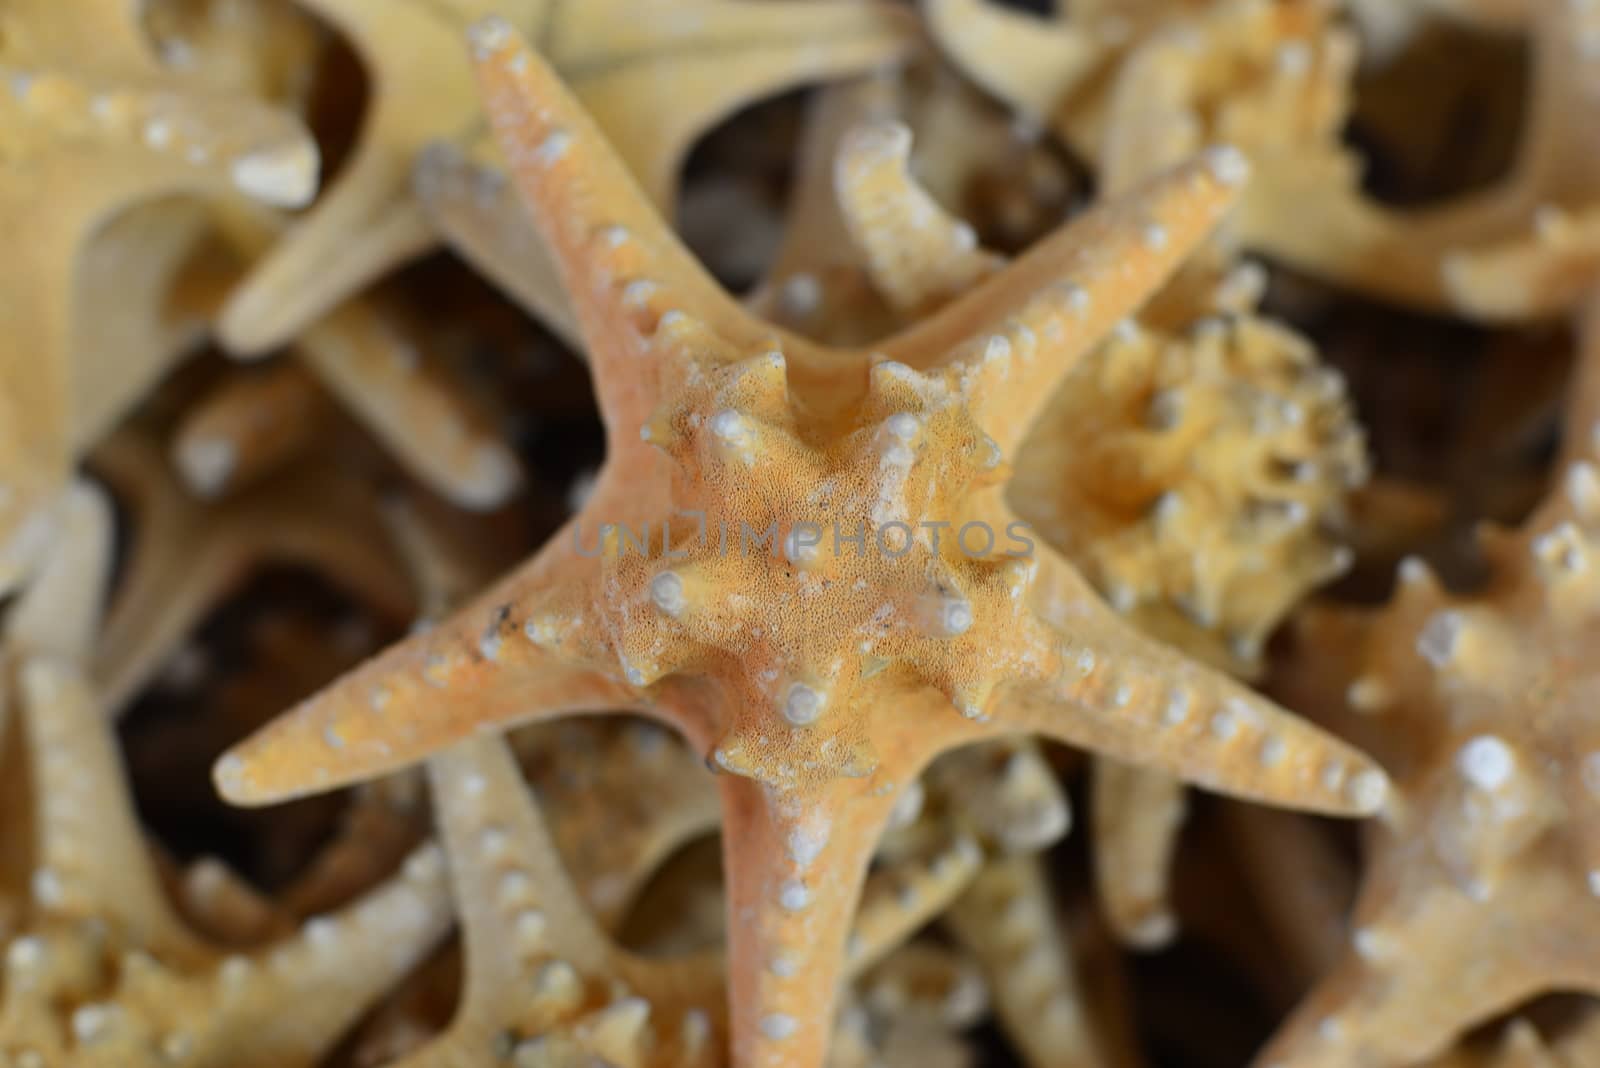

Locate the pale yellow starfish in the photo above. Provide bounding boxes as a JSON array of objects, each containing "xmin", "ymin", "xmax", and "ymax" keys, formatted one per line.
[{"xmin": 218, "ymin": 0, "xmax": 920, "ymax": 355}]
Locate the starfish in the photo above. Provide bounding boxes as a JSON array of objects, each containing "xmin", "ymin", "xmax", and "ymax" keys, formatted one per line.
[
  {"xmin": 89, "ymin": 431, "xmax": 415, "ymax": 715},
  {"xmin": 216, "ymin": 0, "xmax": 920, "ymax": 355},
  {"xmin": 0, "ymin": 0, "xmax": 317, "ymax": 595},
  {"xmin": 171, "ymin": 362, "xmax": 337, "ymax": 498},
  {"xmin": 214, "ymin": 27, "xmax": 1388, "ymax": 1068},
  {"xmin": 1253, "ymin": 399, "xmax": 1600, "ymax": 1064},
  {"xmin": 1236, "ymin": 0, "xmax": 1600, "ymax": 320},
  {"xmin": 0, "ymin": 479, "xmax": 452, "ymax": 1068}
]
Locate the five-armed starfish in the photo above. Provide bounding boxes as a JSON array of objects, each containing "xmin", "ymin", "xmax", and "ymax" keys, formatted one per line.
[
  {"xmin": 214, "ymin": 25, "xmax": 1388, "ymax": 1068},
  {"xmin": 217, "ymin": 0, "xmax": 919, "ymax": 355}
]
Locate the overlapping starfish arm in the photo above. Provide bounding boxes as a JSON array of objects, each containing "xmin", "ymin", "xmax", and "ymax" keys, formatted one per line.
[
  {"xmin": 847, "ymin": 832, "xmax": 983, "ymax": 976},
  {"xmin": 173, "ymin": 364, "xmax": 336, "ymax": 498},
  {"xmin": 1, "ymin": 480, "xmax": 454, "ymax": 1068},
  {"xmin": 513, "ymin": 720, "xmax": 721, "ymax": 929},
  {"xmin": 218, "ymin": 0, "xmax": 919, "ymax": 355},
  {"xmin": 1090, "ymin": 760, "xmax": 1185, "ymax": 948},
  {"xmin": 0, "ymin": 64, "xmax": 316, "ymax": 592},
  {"xmin": 945, "ymin": 854, "xmax": 1110, "ymax": 1068},
  {"xmin": 91, "ymin": 433, "xmax": 415, "ymax": 715},
  {"xmin": 924, "ymin": 0, "xmax": 1104, "ymax": 138},
  {"xmin": 398, "ymin": 733, "xmax": 721, "ymax": 1068},
  {"xmin": 833, "ymin": 119, "xmax": 1004, "ymax": 317},
  {"xmin": 413, "ymin": 141, "xmax": 583, "ymax": 349}
]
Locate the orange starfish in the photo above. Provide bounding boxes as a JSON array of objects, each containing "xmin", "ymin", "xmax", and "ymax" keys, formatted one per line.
[
  {"xmin": 215, "ymin": 27, "xmax": 1387, "ymax": 1068},
  {"xmin": 217, "ymin": 0, "xmax": 919, "ymax": 355}
]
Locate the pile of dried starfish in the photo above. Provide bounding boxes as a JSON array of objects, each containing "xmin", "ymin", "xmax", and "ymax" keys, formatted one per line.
[{"xmin": 3, "ymin": 0, "xmax": 1599, "ymax": 1065}]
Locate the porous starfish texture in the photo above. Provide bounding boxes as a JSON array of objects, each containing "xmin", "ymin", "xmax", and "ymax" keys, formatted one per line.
[
  {"xmin": 1258, "ymin": 437, "xmax": 1600, "ymax": 1065},
  {"xmin": 213, "ymin": 24, "xmax": 1388, "ymax": 1068},
  {"xmin": 0, "ymin": 481, "xmax": 451, "ymax": 1068}
]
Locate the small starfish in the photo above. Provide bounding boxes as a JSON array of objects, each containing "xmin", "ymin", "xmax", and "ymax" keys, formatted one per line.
[
  {"xmin": 0, "ymin": 479, "xmax": 452, "ymax": 1068},
  {"xmin": 215, "ymin": 27, "xmax": 1387, "ymax": 1068},
  {"xmin": 90, "ymin": 431, "xmax": 414, "ymax": 714},
  {"xmin": 1254, "ymin": 410, "xmax": 1600, "ymax": 1063},
  {"xmin": 217, "ymin": 0, "xmax": 920, "ymax": 355},
  {"xmin": 0, "ymin": 0, "xmax": 317, "ymax": 594}
]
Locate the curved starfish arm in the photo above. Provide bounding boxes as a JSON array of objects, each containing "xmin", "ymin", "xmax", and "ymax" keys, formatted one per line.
[
  {"xmin": 516, "ymin": 721, "xmax": 721, "ymax": 929},
  {"xmin": 413, "ymin": 141, "xmax": 583, "ymax": 350},
  {"xmin": 179, "ymin": 858, "xmax": 286, "ymax": 943},
  {"xmin": 172, "ymin": 365, "xmax": 335, "ymax": 498},
  {"xmin": 876, "ymin": 149, "xmax": 1248, "ymax": 456},
  {"xmin": 924, "ymin": 0, "xmax": 1102, "ymax": 129},
  {"xmin": 214, "ymin": 558, "xmax": 641, "ymax": 806},
  {"xmin": 295, "ymin": 294, "xmax": 524, "ymax": 510},
  {"xmin": 834, "ymin": 120, "xmax": 1003, "ymax": 315},
  {"xmin": 190, "ymin": 842, "xmax": 454, "ymax": 1067},
  {"xmin": 992, "ymin": 550, "xmax": 1389, "ymax": 817},
  {"xmin": 471, "ymin": 22, "xmax": 834, "ymax": 440},
  {"xmin": 218, "ymin": 83, "xmax": 446, "ymax": 355},
  {"xmin": 719, "ymin": 773, "xmax": 904, "ymax": 1068},
  {"xmin": 1091, "ymin": 759, "xmax": 1185, "ymax": 949},
  {"xmin": 408, "ymin": 734, "xmax": 721, "ymax": 1068},
  {"xmin": 945, "ymin": 853, "xmax": 1109, "ymax": 1068},
  {"xmin": 925, "ymin": 739, "xmax": 1071, "ymax": 854},
  {"xmin": 570, "ymin": 0, "xmax": 921, "ymax": 208},
  {"xmin": 1442, "ymin": 211, "xmax": 1600, "ymax": 322},
  {"xmin": 845, "ymin": 833, "xmax": 983, "ymax": 977},
  {"xmin": 6, "ymin": 481, "xmax": 111, "ymax": 663},
  {"xmin": 1254, "ymin": 868, "xmax": 1600, "ymax": 1068},
  {"xmin": 0, "ymin": 76, "xmax": 317, "ymax": 566},
  {"xmin": 92, "ymin": 440, "xmax": 415, "ymax": 713}
]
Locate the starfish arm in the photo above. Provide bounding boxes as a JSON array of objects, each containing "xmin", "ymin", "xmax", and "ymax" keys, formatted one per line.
[
  {"xmin": 414, "ymin": 141, "xmax": 584, "ymax": 350},
  {"xmin": 517, "ymin": 722, "xmax": 721, "ymax": 929},
  {"xmin": 718, "ymin": 773, "xmax": 903, "ymax": 1068},
  {"xmin": 92, "ymin": 444, "xmax": 415, "ymax": 715},
  {"xmin": 845, "ymin": 833, "xmax": 982, "ymax": 977},
  {"xmin": 471, "ymin": 23, "xmax": 832, "ymax": 440},
  {"xmin": 991, "ymin": 552, "xmax": 1389, "ymax": 817},
  {"xmin": 214, "ymin": 554, "xmax": 640, "ymax": 806},
  {"xmin": 1090, "ymin": 759, "xmax": 1185, "ymax": 949},
  {"xmin": 1441, "ymin": 212, "xmax": 1600, "ymax": 321},
  {"xmin": 199, "ymin": 842, "xmax": 454, "ymax": 1067},
  {"xmin": 834, "ymin": 119, "xmax": 1004, "ymax": 315},
  {"xmin": 6, "ymin": 481, "xmax": 112, "ymax": 663},
  {"xmin": 428, "ymin": 736, "xmax": 622, "ymax": 1013},
  {"xmin": 0, "ymin": 79, "xmax": 317, "ymax": 560},
  {"xmin": 294, "ymin": 295, "xmax": 525, "ymax": 510},
  {"xmin": 945, "ymin": 854, "xmax": 1111, "ymax": 1068},
  {"xmin": 924, "ymin": 0, "xmax": 1103, "ymax": 129},
  {"xmin": 408, "ymin": 734, "xmax": 721, "ymax": 1068},
  {"xmin": 179, "ymin": 858, "xmax": 286, "ymax": 943},
  {"xmin": 924, "ymin": 740, "xmax": 1072, "ymax": 853},
  {"xmin": 172, "ymin": 364, "xmax": 335, "ymax": 498},
  {"xmin": 876, "ymin": 149, "xmax": 1247, "ymax": 456},
  {"xmin": 569, "ymin": 0, "xmax": 920, "ymax": 208},
  {"xmin": 10, "ymin": 486, "xmax": 198, "ymax": 958},
  {"xmin": 1254, "ymin": 871, "xmax": 1599, "ymax": 1068}
]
